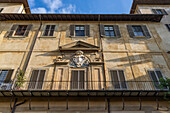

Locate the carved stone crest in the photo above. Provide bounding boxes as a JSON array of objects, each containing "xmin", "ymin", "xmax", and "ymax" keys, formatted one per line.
[{"xmin": 70, "ymin": 51, "xmax": 90, "ymax": 67}]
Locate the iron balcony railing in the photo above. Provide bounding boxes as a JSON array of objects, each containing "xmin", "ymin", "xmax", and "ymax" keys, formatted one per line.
[{"xmin": 3, "ymin": 81, "xmax": 168, "ymax": 91}]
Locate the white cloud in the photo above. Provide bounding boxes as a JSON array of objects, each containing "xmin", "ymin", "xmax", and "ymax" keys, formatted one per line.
[
  {"xmin": 59, "ymin": 4, "xmax": 76, "ymax": 14},
  {"xmin": 43, "ymin": 0, "xmax": 63, "ymax": 13},
  {"xmin": 31, "ymin": 8, "xmax": 47, "ymax": 13}
]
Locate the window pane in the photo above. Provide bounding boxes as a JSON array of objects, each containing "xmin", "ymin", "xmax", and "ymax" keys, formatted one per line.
[
  {"xmin": 156, "ymin": 10, "xmax": 163, "ymax": 14},
  {"xmin": 104, "ymin": 26, "xmax": 115, "ymax": 37},
  {"xmin": 37, "ymin": 70, "xmax": 45, "ymax": 89},
  {"xmin": 148, "ymin": 71, "xmax": 160, "ymax": 89},
  {"xmin": 75, "ymin": 25, "xmax": 85, "ymax": 36},
  {"xmin": 155, "ymin": 71, "xmax": 163, "ymax": 79},
  {"xmin": 118, "ymin": 70, "xmax": 127, "ymax": 89},
  {"xmin": 28, "ymin": 70, "xmax": 39, "ymax": 89},
  {"xmin": 0, "ymin": 70, "xmax": 8, "ymax": 82},
  {"xmin": 110, "ymin": 70, "xmax": 120, "ymax": 89},
  {"xmin": 71, "ymin": 70, "xmax": 78, "ymax": 89},
  {"xmin": 132, "ymin": 26, "xmax": 144, "ymax": 36},
  {"xmin": 15, "ymin": 25, "xmax": 27, "ymax": 36},
  {"xmin": 104, "ymin": 27, "xmax": 109, "ymax": 30},
  {"xmin": 79, "ymin": 71, "xmax": 85, "ymax": 89}
]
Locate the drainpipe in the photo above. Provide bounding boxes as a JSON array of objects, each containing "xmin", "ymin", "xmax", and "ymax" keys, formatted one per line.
[{"xmin": 11, "ymin": 98, "xmax": 26, "ymax": 113}]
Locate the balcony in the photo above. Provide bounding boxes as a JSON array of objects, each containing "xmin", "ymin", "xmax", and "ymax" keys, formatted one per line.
[{"xmin": 0, "ymin": 81, "xmax": 169, "ymax": 97}]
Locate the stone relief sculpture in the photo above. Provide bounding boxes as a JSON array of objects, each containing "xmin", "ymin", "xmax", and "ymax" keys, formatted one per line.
[{"xmin": 70, "ymin": 51, "xmax": 90, "ymax": 67}]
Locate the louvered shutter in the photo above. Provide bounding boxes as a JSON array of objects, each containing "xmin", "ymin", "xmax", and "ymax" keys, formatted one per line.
[
  {"xmin": 79, "ymin": 71, "xmax": 85, "ymax": 89},
  {"xmin": 71, "ymin": 70, "xmax": 78, "ymax": 89},
  {"xmin": 127, "ymin": 25, "xmax": 135, "ymax": 38},
  {"xmin": 110, "ymin": 70, "xmax": 120, "ymax": 89},
  {"xmin": 141, "ymin": 25, "xmax": 151, "ymax": 38},
  {"xmin": 69, "ymin": 25, "xmax": 75, "ymax": 37},
  {"xmin": 85, "ymin": 25, "xmax": 90, "ymax": 37},
  {"xmin": 152, "ymin": 9, "xmax": 157, "ymax": 14},
  {"xmin": 24, "ymin": 24, "xmax": 33, "ymax": 37},
  {"xmin": 113, "ymin": 25, "xmax": 121, "ymax": 37},
  {"xmin": 4, "ymin": 70, "xmax": 13, "ymax": 83},
  {"xmin": 37, "ymin": 70, "xmax": 45, "ymax": 89},
  {"xmin": 8, "ymin": 24, "xmax": 18, "ymax": 37},
  {"xmin": 165, "ymin": 24, "xmax": 170, "ymax": 31},
  {"xmin": 100, "ymin": 24, "xmax": 105, "ymax": 37},
  {"xmin": 118, "ymin": 70, "xmax": 127, "ymax": 89},
  {"xmin": 148, "ymin": 71, "xmax": 159, "ymax": 89},
  {"xmin": 162, "ymin": 9, "xmax": 168, "ymax": 15},
  {"xmin": 28, "ymin": 70, "xmax": 39, "ymax": 89}
]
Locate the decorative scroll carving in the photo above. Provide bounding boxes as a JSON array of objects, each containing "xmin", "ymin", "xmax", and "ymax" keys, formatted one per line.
[{"xmin": 70, "ymin": 51, "xmax": 90, "ymax": 67}]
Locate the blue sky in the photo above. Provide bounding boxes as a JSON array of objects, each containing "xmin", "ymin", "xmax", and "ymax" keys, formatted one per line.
[{"xmin": 28, "ymin": 0, "xmax": 133, "ymax": 14}]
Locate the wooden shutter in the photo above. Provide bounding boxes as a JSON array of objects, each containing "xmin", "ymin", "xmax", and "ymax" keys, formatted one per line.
[
  {"xmin": 118, "ymin": 70, "xmax": 127, "ymax": 89},
  {"xmin": 8, "ymin": 24, "xmax": 18, "ymax": 37},
  {"xmin": 141, "ymin": 25, "xmax": 151, "ymax": 38},
  {"xmin": 110, "ymin": 70, "xmax": 120, "ymax": 89},
  {"xmin": 127, "ymin": 25, "xmax": 135, "ymax": 38},
  {"xmin": 100, "ymin": 24, "xmax": 105, "ymax": 37},
  {"xmin": 79, "ymin": 70, "xmax": 85, "ymax": 89},
  {"xmin": 28, "ymin": 70, "xmax": 39, "ymax": 89},
  {"xmin": 152, "ymin": 9, "xmax": 157, "ymax": 14},
  {"xmin": 71, "ymin": 70, "xmax": 78, "ymax": 89},
  {"xmin": 4, "ymin": 70, "xmax": 13, "ymax": 83},
  {"xmin": 113, "ymin": 25, "xmax": 121, "ymax": 37},
  {"xmin": 165, "ymin": 24, "xmax": 170, "ymax": 31},
  {"xmin": 148, "ymin": 70, "xmax": 160, "ymax": 89},
  {"xmin": 162, "ymin": 9, "xmax": 168, "ymax": 15},
  {"xmin": 85, "ymin": 25, "xmax": 90, "ymax": 37},
  {"xmin": 37, "ymin": 70, "xmax": 45, "ymax": 89},
  {"xmin": 24, "ymin": 24, "xmax": 33, "ymax": 37},
  {"xmin": 69, "ymin": 25, "xmax": 75, "ymax": 37}
]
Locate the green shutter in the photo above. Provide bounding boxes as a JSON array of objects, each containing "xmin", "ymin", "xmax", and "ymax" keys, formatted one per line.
[
  {"xmin": 141, "ymin": 25, "xmax": 151, "ymax": 38},
  {"xmin": 127, "ymin": 25, "xmax": 135, "ymax": 38},
  {"xmin": 100, "ymin": 24, "xmax": 105, "ymax": 37},
  {"xmin": 113, "ymin": 25, "xmax": 121, "ymax": 37},
  {"xmin": 69, "ymin": 25, "xmax": 75, "ymax": 37}
]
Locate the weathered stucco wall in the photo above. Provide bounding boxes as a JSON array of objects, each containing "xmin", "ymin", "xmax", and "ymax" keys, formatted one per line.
[{"xmin": 0, "ymin": 3, "xmax": 26, "ymax": 13}]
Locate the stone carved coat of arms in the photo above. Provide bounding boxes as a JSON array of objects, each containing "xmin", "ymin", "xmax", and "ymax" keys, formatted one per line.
[{"xmin": 70, "ymin": 51, "xmax": 90, "ymax": 67}]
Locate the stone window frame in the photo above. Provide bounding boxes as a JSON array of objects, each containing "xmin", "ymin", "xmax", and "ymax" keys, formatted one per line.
[{"xmin": 40, "ymin": 24, "xmax": 58, "ymax": 38}]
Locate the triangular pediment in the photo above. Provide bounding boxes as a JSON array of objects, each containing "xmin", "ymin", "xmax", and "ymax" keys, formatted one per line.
[{"xmin": 59, "ymin": 41, "xmax": 99, "ymax": 51}]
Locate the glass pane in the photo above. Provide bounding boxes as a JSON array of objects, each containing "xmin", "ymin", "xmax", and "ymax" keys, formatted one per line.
[
  {"xmin": 132, "ymin": 26, "xmax": 144, "ymax": 36},
  {"xmin": 75, "ymin": 30, "xmax": 85, "ymax": 36},
  {"xmin": 156, "ymin": 71, "xmax": 163, "ymax": 79},
  {"xmin": 104, "ymin": 27, "xmax": 109, "ymax": 30},
  {"xmin": 148, "ymin": 71, "xmax": 160, "ymax": 89},
  {"xmin": 109, "ymin": 27, "xmax": 113, "ymax": 30},
  {"xmin": 119, "ymin": 70, "xmax": 127, "ymax": 89},
  {"xmin": 79, "ymin": 71, "xmax": 85, "ymax": 89},
  {"xmin": 110, "ymin": 70, "xmax": 120, "ymax": 89},
  {"xmin": 37, "ymin": 70, "xmax": 45, "ymax": 89},
  {"xmin": 28, "ymin": 70, "xmax": 39, "ymax": 89},
  {"xmin": 105, "ymin": 31, "xmax": 110, "ymax": 37},
  {"xmin": 75, "ymin": 27, "xmax": 79, "ymax": 30},
  {"xmin": 71, "ymin": 71, "xmax": 78, "ymax": 89},
  {"xmin": 80, "ymin": 27, "xmax": 84, "ymax": 30},
  {"xmin": 0, "ymin": 70, "xmax": 8, "ymax": 82},
  {"xmin": 49, "ymin": 30, "xmax": 54, "ymax": 36},
  {"xmin": 110, "ymin": 31, "xmax": 115, "ymax": 37},
  {"xmin": 156, "ymin": 10, "xmax": 163, "ymax": 14},
  {"xmin": 15, "ymin": 25, "xmax": 27, "ymax": 36}
]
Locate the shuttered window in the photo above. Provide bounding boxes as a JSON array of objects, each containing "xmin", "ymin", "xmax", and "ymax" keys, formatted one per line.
[
  {"xmin": 70, "ymin": 25, "xmax": 90, "ymax": 37},
  {"xmin": 70, "ymin": 70, "xmax": 85, "ymax": 90},
  {"xmin": 127, "ymin": 25, "xmax": 151, "ymax": 38},
  {"xmin": 152, "ymin": 9, "xmax": 168, "ymax": 15},
  {"xmin": 110, "ymin": 70, "xmax": 127, "ymax": 89},
  {"xmin": 43, "ymin": 25, "xmax": 56, "ymax": 36},
  {"xmin": 148, "ymin": 70, "xmax": 167, "ymax": 89},
  {"xmin": 28, "ymin": 70, "xmax": 46, "ymax": 90},
  {"xmin": 165, "ymin": 24, "xmax": 170, "ymax": 31},
  {"xmin": 100, "ymin": 24, "xmax": 121, "ymax": 37},
  {"xmin": 7, "ymin": 24, "xmax": 32, "ymax": 37},
  {"xmin": 0, "ymin": 70, "xmax": 13, "ymax": 83}
]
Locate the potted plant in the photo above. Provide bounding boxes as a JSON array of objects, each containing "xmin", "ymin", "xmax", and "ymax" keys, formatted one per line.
[{"xmin": 15, "ymin": 70, "xmax": 25, "ymax": 90}]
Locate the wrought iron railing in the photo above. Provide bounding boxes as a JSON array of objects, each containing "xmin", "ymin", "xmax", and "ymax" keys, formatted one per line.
[{"xmin": 0, "ymin": 81, "xmax": 169, "ymax": 91}]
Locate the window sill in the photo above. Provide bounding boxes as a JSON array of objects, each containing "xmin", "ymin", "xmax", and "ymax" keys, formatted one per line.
[
  {"xmin": 70, "ymin": 36, "xmax": 89, "ymax": 38},
  {"xmin": 39, "ymin": 36, "xmax": 56, "ymax": 38},
  {"xmin": 103, "ymin": 36, "xmax": 121, "ymax": 38},
  {"xmin": 7, "ymin": 36, "xmax": 26, "ymax": 39}
]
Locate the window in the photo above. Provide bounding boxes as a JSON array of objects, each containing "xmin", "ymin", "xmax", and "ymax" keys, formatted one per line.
[
  {"xmin": 15, "ymin": 25, "xmax": 28, "ymax": 36},
  {"xmin": 70, "ymin": 70, "xmax": 85, "ymax": 90},
  {"xmin": 165, "ymin": 24, "xmax": 170, "ymax": 31},
  {"xmin": 75, "ymin": 25, "xmax": 85, "ymax": 36},
  {"xmin": 127, "ymin": 25, "xmax": 151, "ymax": 38},
  {"xmin": 28, "ymin": 70, "xmax": 46, "ymax": 90},
  {"xmin": 132, "ymin": 26, "xmax": 144, "ymax": 36},
  {"xmin": 110, "ymin": 70, "xmax": 127, "ymax": 89},
  {"xmin": 43, "ymin": 25, "xmax": 56, "ymax": 36},
  {"xmin": 148, "ymin": 70, "xmax": 167, "ymax": 89},
  {"xmin": 6, "ymin": 24, "xmax": 32, "ymax": 38},
  {"xmin": 0, "ymin": 70, "xmax": 13, "ymax": 84},
  {"xmin": 70, "ymin": 25, "xmax": 90, "ymax": 37},
  {"xmin": 104, "ymin": 26, "xmax": 115, "ymax": 37},
  {"xmin": 100, "ymin": 24, "xmax": 121, "ymax": 37},
  {"xmin": 152, "ymin": 9, "xmax": 168, "ymax": 15}
]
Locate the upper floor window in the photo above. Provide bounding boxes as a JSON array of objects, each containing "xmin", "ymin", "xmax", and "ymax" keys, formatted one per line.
[
  {"xmin": 165, "ymin": 24, "xmax": 170, "ymax": 31},
  {"xmin": 104, "ymin": 26, "xmax": 115, "ymax": 37},
  {"xmin": 152, "ymin": 9, "xmax": 168, "ymax": 15},
  {"xmin": 0, "ymin": 69, "xmax": 13, "ymax": 83},
  {"xmin": 110, "ymin": 70, "xmax": 127, "ymax": 89},
  {"xmin": 28, "ymin": 69, "xmax": 46, "ymax": 90},
  {"xmin": 15, "ymin": 25, "xmax": 28, "ymax": 36},
  {"xmin": 75, "ymin": 25, "xmax": 85, "ymax": 36},
  {"xmin": 70, "ymin": 25, "xmax": 90, "ymax": 37},
  {"xmin": 43, "ymin": 25, "xmax": 56, "ymax": 36},
  {"xmin": 127, "ymin": 25, "xmax": 151, "ymax": 39},
  {"xmin": 148, "ymin": 70, "xmax": 167, "ymax": 89},
  {"xmin": 6, "ymin": 24, "xmax": 32, "ymax": 38},
  {"xmin": 100, "ymin": 24, "xmax": 121, "ymax": 37},
  {"xmin": 132, "ymin": 26, "xmax": 144, "ymax": 36}
]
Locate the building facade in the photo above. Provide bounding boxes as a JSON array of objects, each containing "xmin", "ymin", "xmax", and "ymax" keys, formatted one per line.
[{"xmin": 0, "ymin": 0, "xmax": 169, "ymax": 113}]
